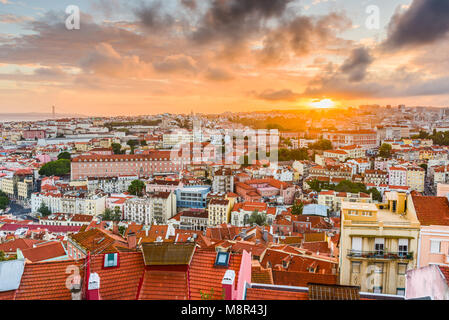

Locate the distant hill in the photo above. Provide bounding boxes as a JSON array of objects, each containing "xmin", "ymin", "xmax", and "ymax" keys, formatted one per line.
[{"xmin": 0, "ymin": 113, "xmax": 88, "ymax": 122}]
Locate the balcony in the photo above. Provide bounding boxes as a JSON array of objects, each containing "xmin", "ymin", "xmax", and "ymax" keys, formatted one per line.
[{"xmin": 347, "ymin": 250, "xmax": 413, "ymax": 260}]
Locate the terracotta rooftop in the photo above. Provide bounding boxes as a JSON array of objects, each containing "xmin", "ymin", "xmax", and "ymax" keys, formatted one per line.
[
  {"xmin": 21, "ymin": 241, "xmax": 67, "ymax": 263},
  {"xmin": 272, "ymin": 270, "xmax": 337, "ymax": 287},
  {"xmin": 15, "ymin": 259, "xmax": 84, "ymax": 300},
  {"xmin": 89, "ymin": 251, "xmax": 144, "ymax": 300},
  {"xmin": 412, "ymin": 195, "xmax": 449, "ymax": 226}
]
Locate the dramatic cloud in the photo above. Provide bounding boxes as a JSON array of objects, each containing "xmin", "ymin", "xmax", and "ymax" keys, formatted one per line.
[
  {"xmin": 254, "ymin": 89, "xmax": 301, "ymax": 101},
  {"xmin": 340, "ymin": 47, "xmax": 374, "ymax": 82},
  {"xmin": 134, "ymin": 1, "xmax": 176, "ymax": 31},
  {"xmin": 34, "ymin": 67, "xmax": 68, "ymax": 79},
  {"xmin": 153, "ymin": 54, "xmax": 197, "ymax": 74},
  {"xmin": 385, "ymin": 0, "xmax": 449, "ymax": 49},
  {"xmin": 257, "ymin": 12, "xmax": 352, "ymax": 64},
  {"xmin": 204, "ymin": 67, "xmax": 234, "ymax": 81},
  {"xmin": 80, "ymin": 43, "xmax": 152, "ymax": 78},
  {"xmin": 191, "ymin": 0, "xmax": 292, "ymax": 44},
  {"xmin": 0, "ymin": 11, "xmax": 147, "ymax": 66}
]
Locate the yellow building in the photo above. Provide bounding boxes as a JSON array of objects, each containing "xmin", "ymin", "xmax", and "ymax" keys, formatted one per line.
[
  {"xmin": 17, "ymin": 178, "xmax": 33, "ymax": 201},
  {"xmin": 339, "ymin": 191, "xmax": 420, "ymax": 296},
  {"xmin": 0, "ymin": 178, "xmax": 15, "ymax": 198},
  {"xmin": 406, "ymin": 167, "xmax": 425, "ymax": 192},
  {"xmin": 208, "ymin": 198, "xmax": 233, "ymax": 226}
]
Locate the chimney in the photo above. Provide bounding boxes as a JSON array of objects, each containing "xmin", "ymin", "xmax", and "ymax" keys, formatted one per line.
[
  {"xmin": 222, "ymin": 270, "xmax": 236, "ymax": 300},
  {"xmin": 128, "ymin": 232, "xmax": 136, "ymax": 249},
  {"xmin": 86, "ymin": 273, "xmax": 101, "ymax": 300},
  {"xmin": 70, "ymin": 275, "xmax": 82, "ymax": 300},
  {"xmin": 112, "ymin": 222, "xmax": 119, "ymax": 235}
]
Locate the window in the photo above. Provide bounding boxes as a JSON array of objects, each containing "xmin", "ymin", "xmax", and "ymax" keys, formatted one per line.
[
  {"xmin": 430, "ymin": 240, "xmax": 441, "ymax": 254},
  {"xmin": 398, "ymin": 239, "xmax": 409, "ymax": 257},
  {"xmin": 214, "ymin": 252, "xmax": 230, "ymax": 267},
  {"xmin": 352, "ymin": 262, "xmax": 361, "ymax": 273},
  {"xmin": 352, "ymin": 237, "xmax": 362, "ymax": 254},
  {"xmin": 398, "ymin": 263, "xmax": 407, "ymax": 275},
  {"xmin": 104, "ymin": 253, "xmax": 118, "ymax": 268},
  {"xmin": 373, "ymin": 286, "xmax": 382, "ymax": 294},
  {"xmin": 375, "ymin": 238, "xmax": 384, "ymax": 255},
  {"xmin": 396, "ymin": 288, "xmax": 405, "ymax": 296}
]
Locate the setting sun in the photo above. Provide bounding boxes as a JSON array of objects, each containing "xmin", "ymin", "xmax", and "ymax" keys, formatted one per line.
[{"xmin": 309, "ymin": 99, "xmax": 336, "ymax": 109}]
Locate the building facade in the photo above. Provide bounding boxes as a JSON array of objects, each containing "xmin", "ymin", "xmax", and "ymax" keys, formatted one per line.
[{"xmin": 339, "ymin": 192, "xmax": 420, "ymax": 295}]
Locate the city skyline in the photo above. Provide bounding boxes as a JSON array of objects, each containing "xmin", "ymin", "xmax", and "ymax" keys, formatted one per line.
[{"xmin": 2, "ymin": 0, "xmax": 449, "ymax": 116}]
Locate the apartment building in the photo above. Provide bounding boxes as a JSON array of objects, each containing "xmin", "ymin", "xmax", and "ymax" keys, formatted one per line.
[
  {"xmin": 208, "ymin": 198, "xmax": 232, "ymax": 226},
  {"xmin": 71, "ymin": 152, "xmax": 186, "ymax": 180},
  {"xmin": 149, "ymin": 191, "xmax": 177, "ymax": 225},
  {"xmin": 388, "ymin": 167, "xmax": 407, "ymax": 186},
  {"xmin": 179, "ymin": 209, "xmax": 209, "ymax": 231},
  {"xmin": 231, "ymin": 202, "xmax": 277, "ymax": 226},
  {"xmin": 318, "ymin": 190, "xmax": 372, "ymax": 213},
  {"xmin": 406, "ymin": 167, "xmax": 425, "ymax": 192},
  {"xmin": 175, "ymin": 185, "xmax": 211, "ymax": 209},
  {"xmin": 322, "ymin": 130, "xmax": 378, "ymax": 149},
  {"xmin": 123, "ymin": 198, "xmax": 152, "ymax": 225},
  {"xmin": 364, "ymin": 170, "xmax": 388, "ymax": 186},
  {"xmin": 339, "ymin": 191, "xmax": 420, "ymax": 295},
  {"xmin": 408, "ymin": 194, "xmax": 449, "ymax": 268},
  {"xmin": 212, "ymin": 168, "xmax": 234, "ymax": 194},
  {"xmin": 339, "ymin": 145, "xmax": 366, "ymax": 159},
  {"xmin": 31, "ymin": 191, "xmax": 106, "ymax": 216},
  {"xmin": 87, "ymin": 175, "xmax": 138, "ymax": 193}
]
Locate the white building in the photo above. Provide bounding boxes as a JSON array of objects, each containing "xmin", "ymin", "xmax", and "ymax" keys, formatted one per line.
[
  {"xmin": 388, "ymin": 167, "xmax": 408, "ymax": 186},
  {"xmin": 123, "ymin": 198, "xmax": 152, "ymax": 225}
]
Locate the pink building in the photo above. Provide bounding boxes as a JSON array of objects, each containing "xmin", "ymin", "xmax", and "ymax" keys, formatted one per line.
[
  {"xmin": 406, "ymin": 264, "xmax": 449, "ymax": 300},
  {"xmin": 437, "ymin": 183, "xmax": 449, "ymax": 197},
  {"xmin": 322, "ymin": 130, "xmax": 378, "ymax": 149},
  {"xmin": 235, "ymin": 178, "xmax": 296, "ymax": 205},
  {"xmin": 146, "ymin": 179, "xmax": 183, "ymax": 193},
  {"xmin": 71, "ymin": 152, "xmax": 185, "ymax": 180},
  {"xmin": 23, "ymin": 130, "xmax": 46, "ymax": 140},
  {"xmin": 410, "ymin": 194, "xmax": 449, "ymax": 268}
]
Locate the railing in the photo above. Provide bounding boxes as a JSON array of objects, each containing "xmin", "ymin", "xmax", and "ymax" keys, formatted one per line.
[{"xmin": 347, "ymin": 250, "xmax": 413, "ymax": 260}]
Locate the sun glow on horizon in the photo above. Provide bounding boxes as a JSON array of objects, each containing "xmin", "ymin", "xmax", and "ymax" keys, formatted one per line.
[{"xmin": 309, "ymin": 99, "xmax": 336, "ymax": 109}]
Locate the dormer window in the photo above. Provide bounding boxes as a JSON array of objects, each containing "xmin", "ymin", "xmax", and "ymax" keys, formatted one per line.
[
  {"xmin": 103, "ymin": 253, "xmax": 118, "ymax": 268},
  {"xmin": 214, "ymin": 251, "xmax": 230, "ymax": 267}
]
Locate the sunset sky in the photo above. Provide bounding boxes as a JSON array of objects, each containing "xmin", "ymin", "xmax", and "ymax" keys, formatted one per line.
[{"xmin": 1, "ymin": 0, "xmax": 449, "ymax": 116}]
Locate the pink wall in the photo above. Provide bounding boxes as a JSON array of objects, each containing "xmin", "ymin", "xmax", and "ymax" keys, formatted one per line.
[
  {"xmin": 235, "ymin": 250, "xmax": 252, "ymax": 300},
  {"xmin": 437, "ymin": 183, "xmax": 449, "ymax": 197},
  {"xmin": 37, "ymin": 154, "xmax": 52, "ymax": 164},
  {"xmin": 419, "ymin": 225, "xmax": 449, "ymax": 268},
  {"xmin": 406, "ymin": 265, "xmax": 449, "ymax": 300}
]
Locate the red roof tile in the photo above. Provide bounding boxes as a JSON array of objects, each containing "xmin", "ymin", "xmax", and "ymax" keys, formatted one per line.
[
  {"xmin": 412, "ymin": 195, "xmax": 449, "ymax": 226},
  {"xmin": 90, "ymin": 252, "xmax": 144, "ymax": 300},
  {"xmin": 189, "ymin": 250, "xmax": 243, "ymax": 300},
  {"xmin": 15, "ymin": 260, "xmax": 85, "ymax": 300},
  {"xmin": 139, "ymin": 269, "xmax": 188, "ymax": 300}
]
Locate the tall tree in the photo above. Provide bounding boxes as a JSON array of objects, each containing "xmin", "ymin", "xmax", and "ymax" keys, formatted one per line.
[
  {"xmin": 57, "ymin": 151, "xmax": 71, "ymax": 160},
  {"xmin": 379, "ymin": 143, "xmax": 392, "ymax": 158},
  {"xmin": 128, "ymin": 180, "xmax": 146, "ymax": 196},
  {"xmin": 127, "ymin": 140, "xmax": 139, "ymax": 154},
  {"xmin": 38, "ymin": 159, "xmax": 70, "ymax": 176},
  {"xmin": 291, "ymin": 202, "xmax": 304, "ymax": 215},
  {"xmin": 38, "ymin": 203, "xmax": 51, "ymax": 217},
  {"xmin": 248, "ymin": 211, "xmax": 267, "ymax": 226},
  {"xmin": 111, "ymin": 143, "xmax": 123, "ymax": 155}
]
